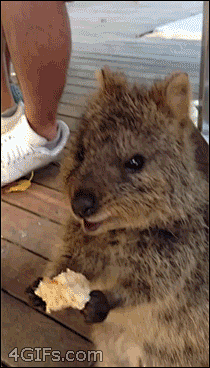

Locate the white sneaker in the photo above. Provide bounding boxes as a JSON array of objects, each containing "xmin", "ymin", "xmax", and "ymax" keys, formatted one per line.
[
  {"xmin": 1, "ymin": 103, "xmax": 70, "ymax": 187},
  {"xmin": 1, "ymin": 101, "xmax": 24, "ymax": 135}
]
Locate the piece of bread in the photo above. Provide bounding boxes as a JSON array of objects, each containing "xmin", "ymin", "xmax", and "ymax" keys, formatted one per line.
[{"xmin": 35, "ymin": 269, "xmax": 91, "ymax": 313}]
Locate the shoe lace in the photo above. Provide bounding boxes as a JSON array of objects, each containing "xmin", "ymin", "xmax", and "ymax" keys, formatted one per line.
[{"xmin": 2, "ymin": 134, "xmax": 35, "ymax": 167}]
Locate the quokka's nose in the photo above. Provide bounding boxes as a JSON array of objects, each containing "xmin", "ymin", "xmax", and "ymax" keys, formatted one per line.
[{"xmin": 72, "ymin": 189, "xmax": 98, "ymax": 218}]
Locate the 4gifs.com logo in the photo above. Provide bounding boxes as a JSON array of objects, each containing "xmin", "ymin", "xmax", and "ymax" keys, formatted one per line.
[{"xmin": 8, "ymin": 347, "xmax": 103, "ymax": 363}]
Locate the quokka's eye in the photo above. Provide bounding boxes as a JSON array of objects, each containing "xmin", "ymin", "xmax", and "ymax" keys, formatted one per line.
[
  {"xmin": 124, "ymin": 154, "xmax": 145, "ymax": 172},
  {"xmin": 76, "ymin": 146, "xmax": 85, "ymax": 162}
]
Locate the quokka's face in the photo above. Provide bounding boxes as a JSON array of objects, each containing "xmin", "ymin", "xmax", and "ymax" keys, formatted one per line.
[{"xmin": 63, "ymin": 68, "xmax": 193, "ymax": 235}]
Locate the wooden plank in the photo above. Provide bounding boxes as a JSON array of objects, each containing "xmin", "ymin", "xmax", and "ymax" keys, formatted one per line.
[
  {"xmin": 68, "ymin": 53, "xmax": 199, "ymax": 83},
  {"xmin": 30, "ymin": 163, "xmax": 63, "ymax": 191},
  {"xmin": 1, "ymin": 182, "xmax": 70, "ymax": 225},
  {"xmin": 1, "ymin": 239, "xmax": 47, "ymax": 289},
  {"xmin": 66, "ymin": 65, "xmax": 199, "ymax": 98},
  {"xmin": 65, "ymin": 72, "xmax": 198, "ymax": 103},
  {"xmin": 1, "ymin": 201, "xmax": 61, "ymax": 259},
  {"xmin": 70, "ymin": 54, "xmax": 200, "ymax": 77},
  {"xmin": 65, "ymin": 73, "xmax": 157, "ymax": 89},
  {"xmin": 72, "ymin": 44, "xmax": 201, "ymax": 64},
  {"xmin": 68, "ymin": 66, "xmax": 198, "ymax": 86},
  {"xmin": 69, "ymin": 59, "xmax": 169, "ymax": 79},
  {"xmin": 59, "ymin": 93, "xmax": 89, "ymax": 107},
  {"xmin": 57, "ymin": 114, "xmax": 80, "ymax": 131},
  {"xmin": 57, "ymin": 104, "xmax": 85, "ymax": 119},
  {"xmin": 63, "ymin": 84, "xmax": 95, "ymax": 96},
  {"xmin": 1, "ymin": 239, "xmax": 92, "ymax": 340},
  {"xmin": 67, "ymin": 68, "xmax": 160, "ymax": 85},
  {"xmin": 68, "ymin": 68, "xmax": 96, "ymax": 80},
  {"xmin": 72, "ymin": 38, "xmax": 201, "ymax": 63},
  {"xmin": 66, "ymin": 77, "xmax": 97, "ymax": 88},
  {"xmin": 27, "ymin": 148, "xmax": 73, "ymax": 190},
  {"xmin": 65, "ymin": 74, "xmax": 198, "ymax": 99},
  {"xmin": 58, "ymin": 109, "xmax": 80, "ymax": 130},
  {"xmin": 1, "ymin": 291, "xmax": 93, "ymax": 367}
]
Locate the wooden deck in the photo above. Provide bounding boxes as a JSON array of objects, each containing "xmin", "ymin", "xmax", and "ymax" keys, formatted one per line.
[{"xmin": 1, "ymin": 49, "xmax": 209, "ymax": 367}]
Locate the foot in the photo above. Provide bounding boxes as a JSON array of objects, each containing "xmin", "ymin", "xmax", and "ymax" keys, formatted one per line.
[
  {"xmin": 81, "ymin": 290, "xmax": 111, "ymax": 323},
  {"xmin": 33, "ymin": 122, "xmax": 58, "ymax": 141},
  {"xmin": 1, "ymin": 101, "xmax": 70, "ymax": 187}
]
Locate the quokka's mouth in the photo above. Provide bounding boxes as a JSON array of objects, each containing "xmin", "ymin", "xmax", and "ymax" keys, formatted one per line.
[{"xmin": 83, "ymin": 219, "xmax": 102, "ymax": 232}]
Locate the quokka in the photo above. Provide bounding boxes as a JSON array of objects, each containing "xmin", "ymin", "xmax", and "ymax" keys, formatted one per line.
[{"xmin": 29, "ymin": 68, "xmax": 209, "ymax": 367}]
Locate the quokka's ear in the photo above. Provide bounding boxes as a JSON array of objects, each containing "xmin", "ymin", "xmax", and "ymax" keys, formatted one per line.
[
  {"xmin": 165, "ymin": 72, "xmax": 191, "ymax": 121},
  {"xmin": 96, "ymin": 66, "xmax": 127, "ymax": 94}
]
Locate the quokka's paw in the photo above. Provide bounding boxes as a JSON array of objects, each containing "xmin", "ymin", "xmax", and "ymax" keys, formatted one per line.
[
  {"xmin": 81, "ymin": 290, "xmax": 111, "ymax": 323},
  {"xmin": 25, "ymin": 277, "xmax": 46, "ymax": 311}
]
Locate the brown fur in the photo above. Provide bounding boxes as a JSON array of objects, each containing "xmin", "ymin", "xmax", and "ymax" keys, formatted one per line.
[{"xmin": 44, "ymin": 68, "xmax": 209, "ymax": 366}]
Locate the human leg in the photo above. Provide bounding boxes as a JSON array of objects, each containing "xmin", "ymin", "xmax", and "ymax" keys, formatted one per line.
[
  {"xmin": 1, "ymin": 1, "xmax": 71, "ymax": 186},
  {"xmin": 1, "ymin": 26, "xmax": 15, "ymax": 113},
  {"xmin": 1, "ymin": 1, "xmax": 71, "ymax": 140}
]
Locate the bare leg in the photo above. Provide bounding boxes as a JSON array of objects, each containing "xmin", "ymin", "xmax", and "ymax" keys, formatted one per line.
[
  {"xmin": 5, "ymin": 39, "xmax": 11, "ymax": 78},
  {"xmin": 1, "ymin": 1, "xmax": 71, "ymax": 140},
  {"xmin": 1, "ymin": 26, "xmax": 15, "ymax": 113}
]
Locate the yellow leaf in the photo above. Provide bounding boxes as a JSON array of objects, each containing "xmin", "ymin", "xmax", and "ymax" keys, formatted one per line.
[
  {"xmin": 5, "ymin": 171, "xmax": 34, "ymax": 193},
  {"xmin": 6, "ymin": 180, "xmax": 31, "ymax": 192}
]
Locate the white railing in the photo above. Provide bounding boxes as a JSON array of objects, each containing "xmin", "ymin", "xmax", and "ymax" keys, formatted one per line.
[{"xmin": 198, "ymin": 1, "xmax": 209, "ymax": 134}]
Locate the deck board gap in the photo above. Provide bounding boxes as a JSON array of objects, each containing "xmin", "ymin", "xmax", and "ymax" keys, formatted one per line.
[
  {"xmin": 2, "ymin": 288, "xmax": 93, "ymax": 345},
  {"xmin": 1, "ymin": 237, "xmax": 51, "ymax": 261},
  {"xmin": 2, "ymin": 199, "xmax": 63, "ymax": 226}
]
